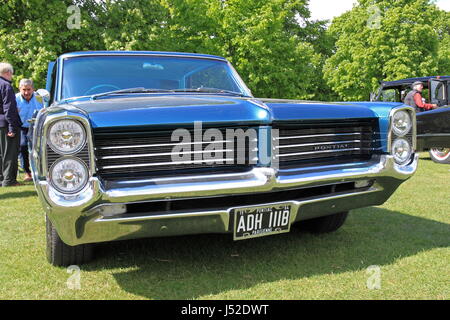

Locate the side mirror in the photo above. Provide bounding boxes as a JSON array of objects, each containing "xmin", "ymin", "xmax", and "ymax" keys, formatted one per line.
[{"xmin": 36, "ymin": 89, "xmax": 50, "ymax": 107}]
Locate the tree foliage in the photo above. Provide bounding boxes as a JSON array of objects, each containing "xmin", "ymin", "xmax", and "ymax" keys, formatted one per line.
[
  {"xmin": 1, "ymin": 0, "xmax": 447, "ymax": 101},
  {"xmin": 0, "ymin": 0, "xmax": 332, "ymax": 100},
  {"xmin": 323, "ymin": 0, "xmax": 448, "ymax": 101},
  {"xmin": 0, "ymin": 0, "xmax": 102, "ymax": 89},
  {"xmin": 435, "ymin": 9, "xmax": 450, "ymax": 75}
]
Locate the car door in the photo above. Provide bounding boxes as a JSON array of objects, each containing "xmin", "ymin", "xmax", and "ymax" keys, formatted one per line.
[{"xmin": 416, "ymin": 79, "xmax": 450, "ymax": 150}]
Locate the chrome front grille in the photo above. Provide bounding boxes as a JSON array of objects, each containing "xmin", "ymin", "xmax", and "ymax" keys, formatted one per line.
[
  {"xmin": 274, "ymin": 119, "xmax": 380, "ymax": 168},
  {"xmin": 94, "ymin": 127, "xmax": 258, "ymax": 179}
]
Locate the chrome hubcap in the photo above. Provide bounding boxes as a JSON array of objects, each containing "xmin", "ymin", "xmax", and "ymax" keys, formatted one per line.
[{"xmin": 430, "ymin": 148, "xmax": 450, "ymax": 160}]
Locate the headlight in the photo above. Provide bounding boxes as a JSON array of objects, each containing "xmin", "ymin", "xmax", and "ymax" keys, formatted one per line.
[
  {"xmin": 48, "ymin": 120, "xmax": 86, "ymax": 154},
  {"xmin": 392, "ymin": 110, "xmax": 412, "ymax": 136},
  {"xmin": 50, "ymin": 158, "xmax": 89, "ymax": 193},
  {"xmin": 392, "ymin": 138, "xmax": 412, "ymax": 164}
]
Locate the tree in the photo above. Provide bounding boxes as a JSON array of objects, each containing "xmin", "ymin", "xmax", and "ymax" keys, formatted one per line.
[
  {"xmin": 212, "ymin": 0, "xmax": 319, "ymax": 99},
  {"xmin": 323, "ymin": 0, "xmax": 446, "ymax": 101},
  {"xmin": 0, "ymin": 0, "xmax": 333, "ymax": 100},
  {"xmin": 153, "ymin": 0, "xmax": 327, "ymax": 99},
  {"xmin": 434, "ymin": 9, "xmax": 450, "ymax": 75},
  {"xmin": 0, "ymin": 0, "xmax": 104, "ymax": 89}
]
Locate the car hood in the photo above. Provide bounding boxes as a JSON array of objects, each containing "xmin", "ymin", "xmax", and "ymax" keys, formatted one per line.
[
  {"xmin": 67, "ymin": 95, "xmax": 270, "ymax": 129},
  {"xmin": 61, "ymin": 95, "xmax": 388, "ymax": 129}
]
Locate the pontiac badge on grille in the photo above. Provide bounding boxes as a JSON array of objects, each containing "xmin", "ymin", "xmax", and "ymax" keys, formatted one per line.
[{"xmin": 313, "ymin": 143, "xmax": 352, "ymax": 151}]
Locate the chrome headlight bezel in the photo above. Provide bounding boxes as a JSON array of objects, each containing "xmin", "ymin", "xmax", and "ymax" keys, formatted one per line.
[
  {"xmin": 47, "ymin": 119, "xmax": 87, "ymax": 155},
  {"xmin": 49, "ymin": 156, "xmax": 89, "ymax": 194},
  {"xmin": 391, "ymin": 138, "xmax": 412, "ymax": 165},
  {"xmin": 391, "ymin": 110, "xmax": 412, "ymax": 137},
  {"xmin": 388, "ymin": 106, "xmax": 416, "ymax": 165}
]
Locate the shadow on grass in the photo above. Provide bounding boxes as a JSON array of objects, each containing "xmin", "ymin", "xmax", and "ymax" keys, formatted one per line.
[
  {"xmin": 420, "ymin": 155, "xmax": 433, "ymax": 161},
  {"xmin": 0, "ymin": 190, "xmax": 37, "ymax": 200},
  {"xmin": 83, "ymin": 207, "xmax": 449, "ymax": 299}
]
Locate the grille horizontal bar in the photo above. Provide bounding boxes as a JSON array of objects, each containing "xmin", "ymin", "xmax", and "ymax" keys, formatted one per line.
[
  {"xmin": 276, "ymin": 140, "xmax": 367, "ymax": 149},
  {"xmin": 276, "ymin": 132, "xmax": 365, "ymax": 140},
  {"xmin": 97, "ymin": 139, "xmax": 243, "ymax": 150},
  {"xmin": 100, "ymin": 158, "xmax": 261, "ymax": 170},
  {"xmin": 277, "ymin": 148, "xmax": 363, "ymax": 158},
  {"xmin": 99, "ymin": 148, "xmax": 258, "ymax": 160},
  {"xmin": 94, "ymin": 127, "xmax": 258, "ymax": 178},
  {"xmin": 274, "ymin": 119, "xmax": 380, "ymax": 168}
]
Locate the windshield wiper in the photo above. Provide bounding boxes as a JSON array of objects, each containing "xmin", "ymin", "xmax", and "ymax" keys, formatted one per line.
[
  {"xmin": 91, "ymin": 88, "xmax": 173, "ymax": 100},
  {"xmin": 171, "ymin": 87, "xmax": 249, "ymax": 97},
  {"xmin": 90, "ymin": 87, "xmax": 249, "ymax": 100}
]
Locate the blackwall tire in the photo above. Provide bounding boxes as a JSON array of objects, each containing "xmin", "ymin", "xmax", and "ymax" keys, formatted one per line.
[
  {"xmin": 46, "ymin": 215, "xmax": 93, "ymax": 267},
  {"xmin": 300, "ymin": 211, "xmax": 349, "ymax": 234}
]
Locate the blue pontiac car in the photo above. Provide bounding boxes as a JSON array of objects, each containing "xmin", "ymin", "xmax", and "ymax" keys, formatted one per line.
[{"xmin": 31, "ymin": 51, "xmax": 418, "ymax": 266}]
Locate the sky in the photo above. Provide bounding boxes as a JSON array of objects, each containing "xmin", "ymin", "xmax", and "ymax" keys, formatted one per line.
[{"xmin": 309, "ymin": 0, "xmax": 450, "ymax": 21}]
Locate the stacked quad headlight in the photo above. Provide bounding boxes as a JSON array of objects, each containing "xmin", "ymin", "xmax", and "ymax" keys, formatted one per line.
[
  {"xmin": 48, "ymin": 120, "xmax": 86, "ymax": 154},
  {"xmin": 47, "ymin": 119, "xmax": 89, "ymax": 193},
  {"xmin": 390, "ymin": 108, "xmax": 415, "ymax": 165}
]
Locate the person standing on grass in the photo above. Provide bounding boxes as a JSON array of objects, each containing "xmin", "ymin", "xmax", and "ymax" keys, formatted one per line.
[
  {"xmin": 16, "ymin": 79, "xmax": 42, "ymax": 182},
  {"xmin": 0, "ymin": 62, "xmax": 22, "ymax": 187}
]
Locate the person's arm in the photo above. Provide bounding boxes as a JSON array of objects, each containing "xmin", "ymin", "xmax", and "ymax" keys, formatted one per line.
[
  {"xmin": 2, "ymin": 85, "xmax": 22, "ymax": 134},
  {"xmin": 413, "ymin": 93, "xmax": 436, "ymax": 110}
]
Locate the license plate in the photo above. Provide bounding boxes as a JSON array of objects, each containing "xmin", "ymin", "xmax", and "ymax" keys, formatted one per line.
[{"xmin": 232, "ymin": 204, "xmax": 292, "ymax": 240}]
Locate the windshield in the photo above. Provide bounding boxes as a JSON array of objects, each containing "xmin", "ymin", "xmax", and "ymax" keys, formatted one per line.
[{"xmin": 61, "ymin": 55, "xmax": 252, "ymax": 100}]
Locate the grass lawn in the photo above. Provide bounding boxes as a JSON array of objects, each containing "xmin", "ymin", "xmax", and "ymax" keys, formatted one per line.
[{"xmin": 0, "ymin": 153, "xmax": 448, "ymax": 300}]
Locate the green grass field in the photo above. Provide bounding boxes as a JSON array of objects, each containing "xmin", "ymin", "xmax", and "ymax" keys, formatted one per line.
[{"xmin": 0, "ymin": 153, "xmax": 448, "ymax": 300}]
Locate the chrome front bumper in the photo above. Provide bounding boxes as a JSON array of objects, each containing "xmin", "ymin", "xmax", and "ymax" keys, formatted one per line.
[{"xmin": 35, "ymin": 154, "xmax": 418, "ymax": 245}]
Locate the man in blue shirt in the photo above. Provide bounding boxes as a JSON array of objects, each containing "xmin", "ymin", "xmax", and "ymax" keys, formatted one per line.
[{"xmin": 16, "ymin": 79, "xmax": 43, "ymax": 181}]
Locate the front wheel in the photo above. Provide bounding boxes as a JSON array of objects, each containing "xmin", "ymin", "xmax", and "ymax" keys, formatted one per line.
[
  {"xmin": 299, "ymin": 211, "xmax": 349, "ymax": 234},
  {"xmin": 429, "ymin": 148, "xmax": 450, "ymax": 164},
  {"xmin": 46, "ymin": 215, "xmax": 93, "ymax": 267}
]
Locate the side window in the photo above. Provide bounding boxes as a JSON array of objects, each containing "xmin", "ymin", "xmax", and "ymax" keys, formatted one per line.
[
  {"xmin": 447, "ymin": 82, "xmax": 450, "ymax": 105},
  {"xmin": 422, "ymin": 88, "xmax": 429, "ymax": 102},
  {"xmin": 49, "ymin": 62, "xmax": 57, "ymax": 105},
  {"xmin": 430, "ymin": 80, "xmax": 445, "ymax": 106},
  {"xmin": 380, "ymin": 89, "xmax": 399, "ymax": 102}
]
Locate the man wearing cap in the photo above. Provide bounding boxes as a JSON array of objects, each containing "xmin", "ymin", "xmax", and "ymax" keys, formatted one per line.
[
  {"xmin": 404, "ymin": 81, "xmax": 438, "ymax": 112},
  {"xmin": 0, "ymin": 62, "xmax": 23, "ymax": 187}
]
